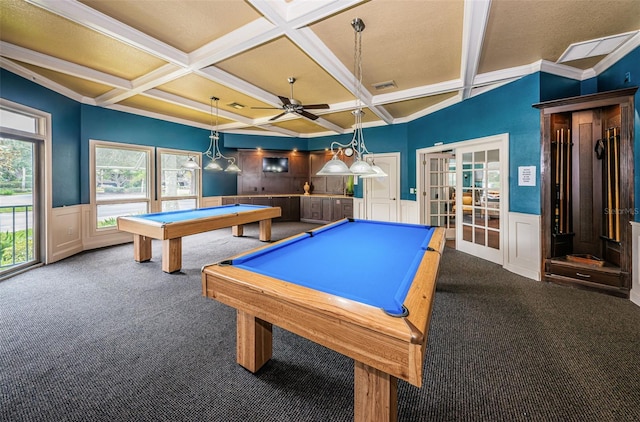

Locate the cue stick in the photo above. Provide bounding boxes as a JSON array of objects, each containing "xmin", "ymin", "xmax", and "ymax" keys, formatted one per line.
[
  {"xmin": 606, "ymin": 128, "xmax": 613, "ymax": 239},
  {"xmin": 559, "ymin": 129, "xmax": 564, "ymax": 233},
  {"xmin": 613, "ymin": 127, "xmax": 620, "ymax": 241},
  {"xmin": 565, "ymin": 128, "xmax": 571, "ymax": 233},
  {"xmin": 554, "ymin": 129, "xmax": 560, "ymax": 234}
]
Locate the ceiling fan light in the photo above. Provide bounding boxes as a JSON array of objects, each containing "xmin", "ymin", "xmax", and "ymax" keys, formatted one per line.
[{"xmin": 317, "ymin": 157, "xmax": 352, "ymax": 176}]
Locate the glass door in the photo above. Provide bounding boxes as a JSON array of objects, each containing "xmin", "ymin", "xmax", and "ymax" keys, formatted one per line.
[
  {"xmin": 424, "ymin": 153, "xmax": 456, "ymax": 238},
  {"xmin": 0, "ymin": 136, "xmax": 39, "ymax": 277},
  {"xmin": 456, "ymin": 143, "xmax": 503, "ymax": 264}
]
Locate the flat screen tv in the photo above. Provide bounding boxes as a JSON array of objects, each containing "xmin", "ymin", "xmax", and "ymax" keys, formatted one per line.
[{"xmin": 262, "ymin": 157, "xmax": 289, "ymax": 173}]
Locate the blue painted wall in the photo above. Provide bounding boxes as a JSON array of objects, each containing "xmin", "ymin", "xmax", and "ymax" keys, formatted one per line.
[
  {"xmin": 79, "ymin": 105, "xmax": 238, "ymax": 202},
  {"xmin": 1, "ymin": 69, "xmax": 81, "ymax": 207},
  {"xmin": 2, "ymin": 44, "xmax": 639, "ymax": 219},
  {"xmin": 597, "ymin": 46, "xmax": 640, "ymax": 222},
  {"xmin": 407, "ymin": 73, "xmax": 542, "ymax": 214},
  {"xmin": 539, "ymin": 72, "xmax": 581, "ymax": 101}
]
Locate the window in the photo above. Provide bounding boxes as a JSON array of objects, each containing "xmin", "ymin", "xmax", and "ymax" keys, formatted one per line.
[
  {"xmin": 90, "ymin": 142, "xmax": 201, "ymax": 230},
  {"xmin": 157, "ymin": 149, "xmax": 200, "ymax": 211},
  {"xmin": 0, "ymin": 108, "xmax": 39, "ymax": 134},
  {"xmin": 0, "ymin": 103, "xmax": 46, "ymax": 278},
  {"xmin": 91, "ymin": 141, "xmax": 153, "ymax": 229}
]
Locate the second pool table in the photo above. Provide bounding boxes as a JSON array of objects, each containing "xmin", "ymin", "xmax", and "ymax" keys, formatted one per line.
[
  {"xmin": 201, "ymin": 218, "xmax": 445, "ymax": 421},
  {"xmin": 117, "ymin": 204, "xmax": 281, "ymax": 273}
]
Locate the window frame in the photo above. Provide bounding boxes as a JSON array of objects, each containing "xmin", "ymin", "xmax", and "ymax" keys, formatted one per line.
[
  {"xmin": 90, "ymin": 140, "xmax": 154, "ymax": 231},
  {"xmin": 156, "ymin": 147, "xmax": 201, "ymax": 212},
  {"xmin": 0, "ymin": 98, "xmax": 49, "ymax": 274}
]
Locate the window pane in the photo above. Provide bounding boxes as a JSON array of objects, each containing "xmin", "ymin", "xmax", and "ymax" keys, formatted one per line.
[
  {"xmin": 0, "ymin": 138, "xmax": 35, "ymax": 271},
  {"xmin": 161, "ymin": 153, "xmax": 197, "ymax": 197},
  {"xmin": 96, "ymin": 146, "xmax": 148, "ymax": 200},
  {"xmin": 97, "ymin": 202, "xmax": 148, "ymax": 228},
  {"xmin": 162, "ymin": 199, "xmax": 196, "ymax": 212},
  {"xmin": 0, "ymin": 109, "xmax": 38, "ymax": 133}
]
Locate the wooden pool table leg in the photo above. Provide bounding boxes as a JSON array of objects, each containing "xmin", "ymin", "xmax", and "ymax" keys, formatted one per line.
[
  {"xmin": 258, "ymin": 219, "xmax": 272, "ymax": 242},
  {"xmin": 354, "ymin": 361, "xmax": 398, "ymax": 422},
  {"xmin": 236, "ymin": 310, "xmax": 272, "ymax": 373},
  {"xmin": 161, "ymin": 238, "xmax": 182, "ymax": 273},
  {"xmin": 133, "ymin": 235, "xmax": 152, "ymax": 262},
  {"xmin": 232, "ymin": 225, "xmax": 244, "ymax": 237}
]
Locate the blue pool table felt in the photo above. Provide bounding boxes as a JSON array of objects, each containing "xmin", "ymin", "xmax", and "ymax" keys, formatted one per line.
[
  {"xmin": 231, "ymin": 219, "xmax": 436, "ymax": 315},
  {"xmin": 137, "ymin": 204, "xmax": 269, "ymax": 223}
]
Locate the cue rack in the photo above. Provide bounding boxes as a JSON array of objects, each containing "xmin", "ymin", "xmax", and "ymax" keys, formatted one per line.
[
  {"xmin": 552, "ymin": 128, "xmax": 572, "ymax": 236},
  {"xmin": 600, "ymin": 127, "xmax": 621, "ymax": 242},
  {"xmin": 535, "ymin": 88, "xmax": 636, "ymax": 297},
  {"xmin": 552, "ymin": 126, "xmax": 622, "ymax": 242}
]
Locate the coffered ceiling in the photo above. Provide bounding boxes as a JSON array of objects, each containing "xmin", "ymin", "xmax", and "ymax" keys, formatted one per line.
[{"xmin": 1, "ymin": 0, "xmax": 638, "ymax": 139}]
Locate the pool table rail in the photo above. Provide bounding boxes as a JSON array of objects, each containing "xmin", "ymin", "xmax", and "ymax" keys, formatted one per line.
[
  {"xmin": 201, "ymin": 226, "xmax": 445, "ymax": 388},
  {"xmin": 117, "ymin": 206, "xmax": 281, "ymax": 240},
  {"xmin": 117, "ymin": 205, "xmax": 281, "ymax": 273}
]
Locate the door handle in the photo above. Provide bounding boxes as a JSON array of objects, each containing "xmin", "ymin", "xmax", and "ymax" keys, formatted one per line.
[{"xmin": 391, "ymin": 198, "xmax": 396, "ymax": 200}]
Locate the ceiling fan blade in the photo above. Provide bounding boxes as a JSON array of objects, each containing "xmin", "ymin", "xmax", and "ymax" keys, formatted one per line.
[
  {"xmin": 301, "ymin": 104, "xmax": 329, "ymax": 110},
  {"xmin": 269, "ymin": 112, "xmax": 287, "ymax": 121},
  {"xmin": 278, "ymin": 96, "xmax": 291, "ymax": 106},
  {"xmin": 298, "ymin": 110, "xmax": 320, "ymax": 120}
]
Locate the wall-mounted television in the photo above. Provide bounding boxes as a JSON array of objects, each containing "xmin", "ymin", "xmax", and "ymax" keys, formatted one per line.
[{"xmin": 262, "ymin": 157, "xmax": 289, "ymax": 173}]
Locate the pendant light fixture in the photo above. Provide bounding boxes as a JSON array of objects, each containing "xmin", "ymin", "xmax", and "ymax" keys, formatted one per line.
[
  {"xmin": 316, "ymin": 18, "xmax": 386, "ymax": 178},
  {"xmin": 203, "ymin": 96, "xmax": 241, "ymax": 173},
  {"xmin": 182, "ymin": 156, "xmax": 201, "ymax": 170}
]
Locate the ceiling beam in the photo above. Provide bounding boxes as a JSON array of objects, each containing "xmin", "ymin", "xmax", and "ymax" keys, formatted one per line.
[
  {"xmin": 460, "ymin": 0, "xmax": 492, "ymax": 99},
  {"xmin": 0, "ymin": 41, "xmax": 131, "ymax": 89},
  {"xmin": 25, "ymin": 0, "xmax": 188, "ymax": 65}
]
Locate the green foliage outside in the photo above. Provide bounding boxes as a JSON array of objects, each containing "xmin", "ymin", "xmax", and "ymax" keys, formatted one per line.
[
  {"xmin": 98, "ymin": 217, "xmax": 117, "ymax": 228},
  {"xmin": 95, "ymin": 146, "xmax": 148, "ymax": 194},
  {"xmin": 0, "ymin": 138, "xmax": 33, "ymax": 195},
  {"xmin": 0, "ymin": 229, "xmax": 33, "ymax": 267}
]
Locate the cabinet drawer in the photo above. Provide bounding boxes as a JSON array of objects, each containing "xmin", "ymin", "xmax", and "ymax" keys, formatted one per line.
[{"xmin": 548, "ymin": 262, "xmax": 623, "ymax": 288}]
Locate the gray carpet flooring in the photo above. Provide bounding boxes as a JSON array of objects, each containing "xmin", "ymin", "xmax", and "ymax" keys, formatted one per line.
[{"xmin": 1, "ymin": 222, "xmax": 640, "ymax": 421}]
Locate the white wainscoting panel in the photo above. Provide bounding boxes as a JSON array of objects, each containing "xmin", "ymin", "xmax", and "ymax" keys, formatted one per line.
[
  {"xmin": 201, "ymin": 196, "xmax": 223, "ymax": 208},
  {"xmin": 48, "ymin": 205, "xmax": 83, "ymax": 263},
  {"xmin": 631, "ymin": 222, "xmax": 640, "ymax": 307},
  {"xmin": 504, "ymin": 212, "xmax": 541, "ymax": 281},
  {"xmin": 353, "ymin": 198, "xmax": 364, "ymax": 219},
  {"xmin": 400, "ymin": 200, "xmax": 419, "ymax": 224},
  {"xmin": 81, "ymin": 205, "xmax": 132, "ymax": 252}
]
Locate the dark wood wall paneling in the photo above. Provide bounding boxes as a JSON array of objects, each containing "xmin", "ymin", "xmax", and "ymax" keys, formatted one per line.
[
  {"xmin": 228, "ymin": 150, "xmax": 354, "ymax": 223},
  {"xmin": 237, "ymin": 150, "xmax": 353, "ymax": 196}
]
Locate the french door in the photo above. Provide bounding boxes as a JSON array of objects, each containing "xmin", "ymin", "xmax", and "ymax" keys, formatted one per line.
[
  {"xmin": 0, "ymin": 107, "xmax": 43, "ymax": 278},
  {"xmin": 456, "ymin": 139, "xmax": 505, "ymax": 264},
  {"xmin": 424, "ymin": 153, "xmax": 456, "ymax": 239}
]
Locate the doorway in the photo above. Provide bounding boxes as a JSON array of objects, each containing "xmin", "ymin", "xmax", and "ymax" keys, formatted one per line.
[
  {"xmin": 419, "ymin": 134, "xmax": 508, "ymax": 265},
  {"xmin": 423, "ymin": 153, "xmax": 456, "ymax": 239},
  {"xmin": 0, "ymin": 137, "xmax": 40, "ymax": 278},
  {"xmin": 362, "ymin": 153, "xmax": 400, "ymax": 222},
  {"xmin": 0, "ymin": 101, "xmax": 49, "ymax": 279}
]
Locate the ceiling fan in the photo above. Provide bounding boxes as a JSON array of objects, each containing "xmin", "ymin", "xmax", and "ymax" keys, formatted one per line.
[{"xmin": 253, "ymin": 77, "xmax": 329, "ymax": 121}]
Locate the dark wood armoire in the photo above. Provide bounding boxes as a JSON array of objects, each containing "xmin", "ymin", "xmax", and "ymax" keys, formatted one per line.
[{"xmin": 534, "ymin": 87, "xmax": 637, "ymax": 297}]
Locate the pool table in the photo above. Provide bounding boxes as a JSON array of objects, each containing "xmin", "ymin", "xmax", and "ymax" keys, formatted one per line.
[
  {"xmin": 117, "ymin": 204, "xmax": 281, "ymax": 273},
  {"xmin": 201, "ymin": 218, "xmax": 445, "ymax": 422}
]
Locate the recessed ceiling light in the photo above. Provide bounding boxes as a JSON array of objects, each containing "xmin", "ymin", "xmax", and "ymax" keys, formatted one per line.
[
  {"xmin": 227, "ymin": 102, "xmax": 245, "ymax": 109},
  {"xmin": 557, "ymin": 31, "xmax": 636, "ymax": 63}
]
